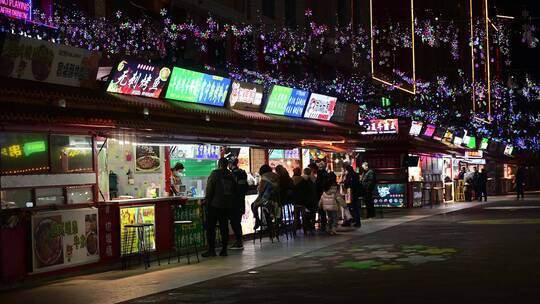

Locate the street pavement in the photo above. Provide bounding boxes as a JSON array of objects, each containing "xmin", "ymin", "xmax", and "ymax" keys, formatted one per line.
[{"xmin": 122, "ymin": 196, "xmax": 540, "ymax": 304}]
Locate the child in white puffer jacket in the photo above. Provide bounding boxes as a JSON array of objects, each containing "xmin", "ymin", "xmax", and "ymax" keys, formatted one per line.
[{"xmin": 319, "ymin": 180, "xmax": 345, "ymax": 235}]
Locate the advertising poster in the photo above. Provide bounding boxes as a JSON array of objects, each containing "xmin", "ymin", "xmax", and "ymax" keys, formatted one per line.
[
  {"xmin": 504, "ymin": 145, "xmax": 514, "ymax": 156},
  {"xmin": 303, "ymin": 93, "xmax": 337, "ymax": 121},
  {"xmin": 265, "ymin": 85, "xmax": 309, "ymax": 117},
  {"xmin": 228, "ymin": 80, "xmax": 264, "ymax": 111},
  {"xmin": 106, "ymin": 60, "xmax": 171, "ymax": 98},
  {"xmin": 360, "ymin": 118, "xmax": 399, "ymax": 135},
  {"xmin": 0, "ymin": 34, "xmax": 101, "ymax": 88},
  {"xmin": 32, "ymin": 208, "xmax": 99, "ymax": 273},
  {"xmin": 409, "ymin": 121, "xmax": 423, "ymax": 136},
  {"xmin": 120, "ymin": 205, "xmax": 156, "ymax": 255},
  {"xmin": 135, "ymin": 145, "xmax": 161, "ymax": 173},
  {"xmin": 374, "ymin": 184, "xmax": 406, "ymax": 208},
  {"xmin": 165, "ymin": 67, "xmax": 231, "ymax": 106}
]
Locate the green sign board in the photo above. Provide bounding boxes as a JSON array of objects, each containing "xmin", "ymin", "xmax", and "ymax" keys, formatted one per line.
[
  {"xmin": 165, "ymin": 67, "xmax": 231, "ymax": 106},
  {"xmin": 174, "ymin": 204, "xmax": 205, "ymax": 247},
  {"xmin": 467, "ymin": 137, "xmax": 477, "ymax": 149}
]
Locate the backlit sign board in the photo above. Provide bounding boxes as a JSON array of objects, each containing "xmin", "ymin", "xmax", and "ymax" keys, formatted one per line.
[
  {"xmin": 228, "ymin": 80, "xmax": 264, "ymax": 111},
  {"xmin": 360, "ymin": 118, "xmax": 399, "ymax": 135},
  {"xmin": 479, "ymin": 138, "xmax": 489, "ymax": 150},
  {"xmin": 265, "ymin": 85, "xmax": 309, "ymax": 117},
  {"xmin": 0, "ymin": 0, "xmax": 32, "ymax": 21},
  {"xmin": 303, "ymin": 93, "xmax": 337, "ymax": 121},
  {"xmin": 409, "ymin": 121, "xmax": 423, "ymax": 136},
  {"xmin": 107, "ymin": 60, "xmax": 171, "ymax": 98},
  {"xmin": 423, "ymin": 124, "xmax": 436, "ymax": 137},
  {"xmin": 166, "ymin": 67, "xmax": 231, "ymax": 107}
]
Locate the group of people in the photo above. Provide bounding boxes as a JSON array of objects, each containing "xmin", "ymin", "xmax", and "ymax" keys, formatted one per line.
[
  {"xmin": 459, "ymin": 166, "xmax": 488, "ymax": 201},
  {"xmin": 251, "ymin": 161, "xmax": 377, "ymax": 236},
  {"xmin": 194, "ymin": 157, "xmax": 377, "ymax": 258}
]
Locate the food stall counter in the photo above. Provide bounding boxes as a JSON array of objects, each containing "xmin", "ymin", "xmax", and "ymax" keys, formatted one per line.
[{"xmin": 99, "ymin": 196, "xmax": 200, "ymax": 262}]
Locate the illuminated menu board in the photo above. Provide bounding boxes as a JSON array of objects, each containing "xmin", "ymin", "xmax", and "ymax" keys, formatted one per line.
[
  {"xmin": 466, "ymin": 136, "xmax": 477, "ymax": 149},
  {"xmin": 409, "ymin": 121, "xmax": 423, "ymax": 136},
  {"xmin": 303, "ymin": 93, "xmax": 337, "ymax": 121},
  {"xmin": 228, "ymin": 81, "xmax": 264, "ymax": 111},
  {"xmin": 107, "ymin": 60, "xmax": 171, "ymax": 98},
  {"xmin": 166, "ymin": 67, "xmax": 231, "ymax": 107},
  {"xmin": 265, "ymin": 85, "xmax": 309, "ymax": 117},
  {"xmin": 433, "ymin": 128, "xmax": 445, "ymax": 141},
  {"xmin": 360, "ymin": 118, "xmax": 399, "ymax": 135}
]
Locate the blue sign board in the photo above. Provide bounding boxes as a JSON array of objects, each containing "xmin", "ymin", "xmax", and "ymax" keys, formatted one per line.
[{"xmin": 195, "ymin": 144, "xmax": 220, "ymax": 160}]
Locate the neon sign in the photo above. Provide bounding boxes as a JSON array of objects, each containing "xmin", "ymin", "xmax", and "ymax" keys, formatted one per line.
[
  {"xmin": 0, "ymin": 0, "xmax": 32, "ymax": 21},
  {"xmin": 1, "ymin": 141, "xmax": 46, "ymax": 158}
]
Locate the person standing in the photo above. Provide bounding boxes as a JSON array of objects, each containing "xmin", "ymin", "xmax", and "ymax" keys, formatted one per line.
[
  {"xmin": 229, "ymin": 158, "xmax": 248, "ymax": 250},
  {"xmin": 515, "ymin": 166, "xmax": 525, "ymax": 200},
  {"xmin": 344, "ymin": 165, "xmax": 361, "ymax": 227},
  {"xmin": 478, "ymin": 168, "xmax": 488, "ymax": 202},
  {"xmin": 310, "ymin": 162, "xmax": 329, "ymax": 232},
  {"xmin": 292, "ymin": 167, "xmax": 316, "ymax": 233},
  {"xmin": 472, "ymin": 167, "xmax": 480, "ymax": 201},
  {"xmin": 319, "ymin": 178, "xmax": 344, "ymax": 235},
  {"xmin": 203, "ymin": 158, "xmax": 237, "ymax": 257},
  {"xmin": 360, "ymin": 162, "xmax": 377, "ymax": 219}
]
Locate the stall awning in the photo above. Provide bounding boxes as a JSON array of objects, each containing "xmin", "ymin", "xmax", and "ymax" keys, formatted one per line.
[{"xmin": 0, "ymin": 79, "xmax": 363, "ymax": 148}]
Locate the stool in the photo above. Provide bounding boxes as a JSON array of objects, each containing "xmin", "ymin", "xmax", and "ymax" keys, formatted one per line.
[
  {"xmin": 280, "ymin": 204, "xmax": 295, "ymax": 240},
  {"xmin": 253, "ymin": 205, "xmax": 279, "ymax": 244},
  {"xmin": 122, "ymin": 223, "xmax": 158, "ymax": 270},
  {"xmin": 169, "ymin": 220, "xmax": 200, "ymax": 264}
]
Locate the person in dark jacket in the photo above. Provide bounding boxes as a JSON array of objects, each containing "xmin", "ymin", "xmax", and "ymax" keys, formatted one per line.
[
  {"xmin": 310, "ymin": 162, "xmax": 329, "ymax": 231},
  {"xmin": 275, "ymin": 165, "xmax": 294, "ymax": 206},
  {"xmin": 203, "ymin": 158, "xmax": 237, "ymax": 257},
  {"xmin": 515, "ymin": 166, "xmax": 525, "ymax": 199},
  {"xmin": 229, "ymin": 158, "xmax": 248, "ymax": 250},
  {"xmin": 478, "ymin": 168, "xmax": 488, "ymax": 202},
  {"xmin": 471, "ymin": 167, "xmax": 480, "ymax": 200},
  {"xmin": 252, "ymin": 164, "xmax": 280, "ymax": 230},
  {"xmin": 292, "ymin": 167, "xmax": 317, "ymax": 232},
  {"xmin": 344, "ymin": 165, "xmax": 362, "ymax": 227},
  {"xmin": 361, "ymin": 162, "xmax": 377, "ymax": 219}
]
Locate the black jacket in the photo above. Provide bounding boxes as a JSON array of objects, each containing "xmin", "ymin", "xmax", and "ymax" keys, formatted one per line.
[
  {"xmin": 205, "ymin": 169, "xmax": 237, "ymax": 209},
  {"xmin": 360, "ymin": 169, "xmax": 376, "ymax": 193},
  {"xmin": 345, "ymin": 171, "xmax": 361, "ymax": 199},
  {"xmin": 231, "ymin": 167, "xmax": 248, "ymax": 212},
  {"xmin": 293, "ymin": 177, "xmax": 317, "ymax": 210}
]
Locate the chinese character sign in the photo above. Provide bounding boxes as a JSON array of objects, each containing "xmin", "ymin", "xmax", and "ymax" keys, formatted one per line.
[
  {"xmin": 106, "ymin": 60, "xmax": 171, "ymax": 98},
  {"xmin": 195, "ymin": 144, "xmax": 220, "ymax": 160},
  {"xmin": 265, "ymin": 85, "xmax": 309, "ymax": 117},
  {"xmin": 31, "ymin": 208, "xmax": 99, "ymax": 273},
  {"xmin": 303, "ymin": 93, "xmax": 337, "ymax": 121},
  {"xmin": 1, "ymin": 132, "xmax": 49, "ymax": 174},
  {"xmin": 0, "ymin": 0, "xmax": 32, "ymax": 21},
  {"xmin": 228, "ymin": 80, "xmax": 264, "ymax": 111},
  {"xmin": 331, "ymin": 102, "xmax": 359, "ymax": 124},
  {"xmin": 0, "ymin": 34, "xmax": 101, "ymax": 88},
  {"xmin": 166, "ymin": 67, "xmax": 231, "ymax": 107},
  {"xmin": 360, "ymin": 119, "xmax": 399, "ymax": 135}
]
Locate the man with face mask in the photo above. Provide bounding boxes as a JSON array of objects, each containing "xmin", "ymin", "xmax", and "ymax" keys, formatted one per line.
[
  {"xmin": 360, "ymin": 162, "xmax": 376, "ymax": 219},
  {"xmin": 170, "ymin": 162, "xmax": 185, "ymax": 196}
]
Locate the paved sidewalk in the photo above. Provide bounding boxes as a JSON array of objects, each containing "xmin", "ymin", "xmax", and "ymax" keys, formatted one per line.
[{"xmin": 0, "ymin": 198, "xmax": 504, "ymax": 304}]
